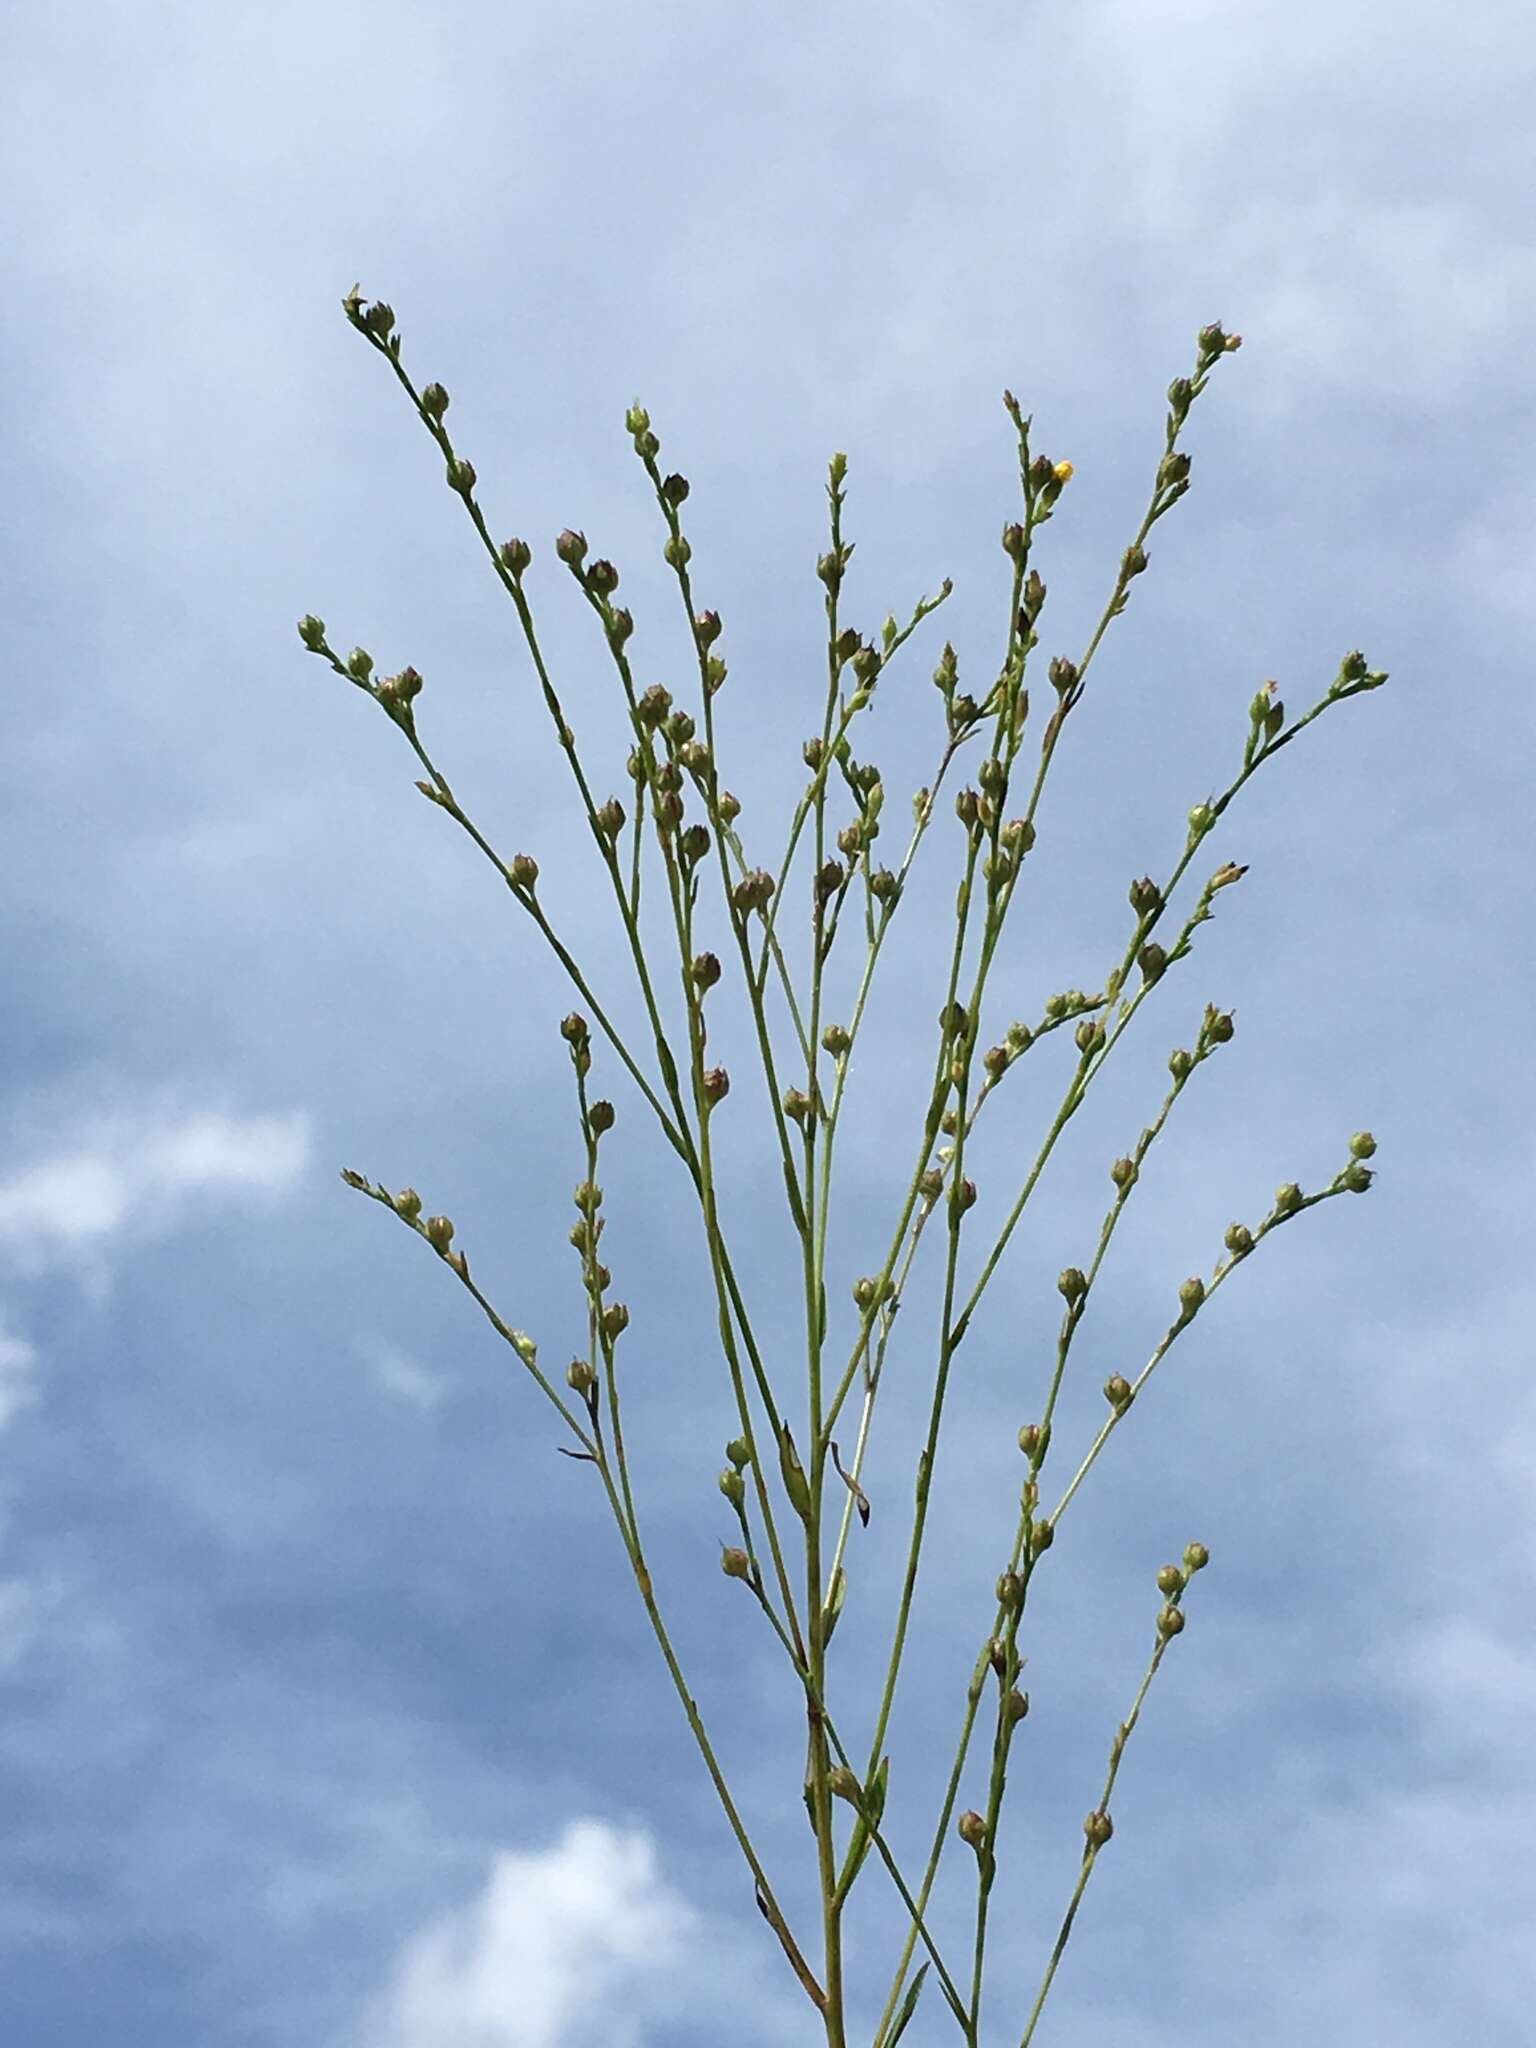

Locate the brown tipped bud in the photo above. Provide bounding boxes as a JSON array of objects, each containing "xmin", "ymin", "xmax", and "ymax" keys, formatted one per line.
[
  {"xmin": 940, "ymin": 1002, "xmax": 970, "ymax": 1042},
  {"xmin": 1057, "ymin": 1267, "xmax": 1088, "ymax": 1305},
  {"xmin": 508, "ymin": 852, "xmax": 539, "ymax": 891},
  {"xmin": 955, "ymin": 787, "xmax": 980, "ymax": 828},
  {"xmin": 1048, "ymin": 655, "xmax": 1079, "ymax": 696},
  {"xmin": 851, "ymin": 642, "xmax": 881, "ymax": 686},
  {"xmin": 1178, "ymin": 1276, "xmax": 1205, "ymax": 1318},
  {"xmin": 1183, "ymin": 1541, "xmax": 1211, "ymax": 1572},
  {"xmin": 919, "ymin": 1167, "xmax": 944, "ymax": 1202},
  {"xmin": 821, "ymin": 1022, "xmax": 851, "ymax": 1058},
  {"xmin": 721, "ymin": 1546, "xmax": 751, "ymax": 1581},
  {"xmin": 600, "ymin": 1301, "xmax": 630, "ymax": 1341},
  {"xmin": 606, "ymin": 606, "xmax": 634, "ymax": 648},
  {"xmin": 1156, "ymin": 1564, "xmax": 1186, "ymax": 1597},
  {"xmin": 1158, "ymin": 449, "xmax": 1190, "ymax": 489},
  {"xmin": 701, "ymin": 1066, "xmax": 730, "ymax": 1105},
  {"xmin": 719, "ymin": 1466, "xmax": 745, "ymax": 1508},
  {"xmin": 690, "ymin": 952, "xmax": 722, "ymax": 993},
  {"xmin": 394, "ymin": 1187, "xmax": 423, "ymax": 1221},
  {"xmin": 1129, "ymin": 875, "xmax": 1162, "ymax": 918},
  {"xmin": 1084, "ymin": 1810, "xmax": 1114, "ymax": 1848},
  {"xmin": 1274, "ymin": 1181, "xmax": 1303, "ymax": 1215},
  {"xmin": 1017, "ymin": 1421, "xmax": 1050, "ymax": 1462},
  {"xmin": 1005, "ymin": 1687, "xmax": 1030, "ymax": 1725},
  {"xmin": 424, "ymin": 1214, "xmax": 455, "ymax": 1254},
  {"xmin": 596, "ymin": 798, "xmax": 626, "ymax": 841},
  {"xmin": 1104, "ymin": 1374, "xmax": 1133, "ymax": 1411},
  {"xmin": 782, "ymin": 1087, "xmax": 811, "ymax": 1126},
  {"xmin": 1349, "ymin": 1131, "xmax": 1377, "ymax": 1160},
  {"xmin": 1001, "ymin": 521, "xmax": 1027, "ymax": 561},
  {"xmin": 983, "ymin": 1043, "xmax": 1010, "ymax": 1081},
  {"xmin": 1075, "ymin": 1017, "xmax": 1106, "ymax": 1055},
  {"xmin": 694, "ymin": 607, "xmax": 722, "ymax": 645},
  {"xmin": 1223, "ymin": 1221, "xmax": 1252, "ymax": 1256},
  {"xmin": 958, "ymin": 1810, "xmax": 988, "ymax": 1850},
  {"xmin": 954, "ymin": 1177, "xmax": 978, "ymax": 1214},
  {"xmin": 637, "ymin": 683, "xmax": 672, "ymax": 728},
  {"xmin": 717, "ymin": 790, "xmax": 741, "ymax": 823},
  {"xmin": 1197, "ymin": 321, "xmax": 1228, "ymax": 356},
  {"xmin": 1111, "ymin": 1156, "xmax": 1136, "ymax": 1190},
  {"xmin": 680, "ymin": 823, "xmax": 711, "ymax": 864},
  {"xmin": 500, "ymin": 536, "xmax": 532, "ymax": 576},
  {"xmin": 815, "ymin": 858, "xmax": 846, "ymax": 902},
  {"xmin": 560, "ymin": 1013, "xmax": 589, "ymax": 1046},
  {"xmin": 556, "ymin": 528, "xmax": 588, "ymax": 567},
  {"xmin": 1157, "ymin": 1603, "xmax": 1186, "ymax": 1639},
  {"xmin": 828, "ymin": 1764, "xmax": 861, "ymax": 1805},
  {"xmin": 588, "ymin": 1099, "xmax": 616, "ymax": 1137},
  {"xmin": 566, "ymin": 1358, "xmax": 596, "ymax": 1396}
]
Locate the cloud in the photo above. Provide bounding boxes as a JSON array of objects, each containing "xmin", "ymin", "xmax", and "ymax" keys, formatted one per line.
[
  {"xmin": 0, "ymin": 1319, "xmax": 37, "ymax": 1434},
  {"xmin": 361, "ymin": 1342, "xmax": 454, "ymax": 1413},
  {"xmin": 362, "ymin": 1821, "xmax": 693, "ymax": 2048},
  {"xmin": 0, "ymin": 1104, "xmax": 311, "ymax": 1275}
]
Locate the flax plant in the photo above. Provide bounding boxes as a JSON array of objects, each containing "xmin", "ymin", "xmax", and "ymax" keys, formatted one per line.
[{"xmin": 305, "ymin": 291, "xmax": 1385, "ymax": 2045}]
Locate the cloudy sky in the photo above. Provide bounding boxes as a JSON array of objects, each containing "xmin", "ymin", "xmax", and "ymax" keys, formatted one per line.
[{"xmin": 4, "ymin": 2, "xmax": 1533, "ymax": 2043}]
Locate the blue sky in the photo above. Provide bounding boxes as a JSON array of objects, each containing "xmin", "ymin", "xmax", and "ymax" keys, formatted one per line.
[{"xmin": 3, "ymin": 2, "xmax": 1533, "ymax": 2043}]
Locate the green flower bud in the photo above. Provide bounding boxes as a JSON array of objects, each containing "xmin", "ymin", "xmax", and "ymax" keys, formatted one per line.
[
  {"xmin": 1224, "ymin": 1221, "xmax": 1252, "ymax": 1256},
  {"xmin": 726, "ymin": 1437, "xmax": 752, "ymax": 1470},
  {"xmin": 1349, "ymin": 1131, "xmax": 1377, "ymax": 1160},
  {"xmin": 721, "ymin": 1546, "xmax": 751, "ymax": 1581},
  {"xmin": 1017, "ymin": 1420, "xmax": 1050, "ymax": 1462},
  {"xmin": 500, "ymin": 536, "xmax": 532, "ymax": 576},
  {"xmin": 1169, "ymin": 1047, "xmax": 1193, "ymax": 1081},
  {"xmin": 1111, "ymin": 1156, "xmax": 1137, "ymax": 1190},
  {"xmin": 424, "ymin": 1214, "xmax": 455, "ymax": 1253},
  {"xmin": 1274, "ymin": 1181, "xmax": 1304, "ymax": 1215},
  {"xmin": 821, "ymin": 1023, "xmax": 851, "ymax": 1058},
  {"xmin": 1178, "ymin": 1276, "xmax": 1205, "ymax": 1317},
  {"xmin": 556, "ymin": 528, "xmax": 588, "ymax": 567},
  {"xmin": 1058, "ymin": 1267, "xmax": 1088, "ymax": 1304},
  {"xmin": 588, "ymin": 1099, "xmax": 616, "ymax": 1136},
  {"xmin": 393, "ymin": 1187, "xmax": 422, "ymax": 1221},
  {"xmin": 958, "ymin": 1810, "xmax": 988, "ymax": 1850},
  {"xmin": 1001, "ymin": 521, "xmax": 1026, "ymax": 561},
  {"xmin": 1187, "ymin": 802, "xmax": 1215, "ymax": 839},
  {"xmin": 1104, "ymin": 1374, "xmax": 1133, "ymax": 1411},
  {"xmin": 420, "ymin": 382, "xmax": 450, "ymax": 420},
  {"xmin": 1075, "ymin": 1017, "xmax": 1106, "ymax": 1055},
  {"xmin": 508, "ymin": 852, "xmax": 539, "ymax": 891},
  {"xmin": 625, "ymin": 402, "xmax": 651, "ymax": 437},
  {"xmin": 995, "ymin": 1571, "xmax": 1023, "ymax": 1612},
  {"xmin": 663, "ymin": 533, "xmax": 692, "ymax": 569},
  {"xmin": 1084, "ymin": 1810, "xmax": 1114, "ymax": 1847},
  {"xmin": 1156, "ymin": 1564, "xmax": 1185, "ymax": 1597},
  {"xmin": 600, "ymin": 1301, "xmax": 630, "ymax": 1340},
  {"xmin": 1183, "ymin": 1541, "xmax": 1210, "ymax": 1572},
  {"xmin": 719, "ymin": 1466, "xmax": 745, "ymax": 1508},
  {"xmin": 1138, "ymin": 942, "xmax": 1168, "ymax": 985},
  {"xmin": 1157, "ymin": 1603, "xmax": 1186, "ymax": 1639},
  {"xmin": 298, "ymin": 614, "xmax": 327, "ymax": 651},
  {"xmin": 1005, "ymin": 1687, "xmax": 1030, "ymax": 1725},
  {"xmin": 1030, "ymin": 1517, "xmax": 1055, "ymax": 1556},
  {"xmin": 567, "ymin": 1358, "xmax": 596, "ymax": 1396},
  {"xmin": 1343, "ymin": 1162, "xmax": 1374, "ymax": 1193},
  {"xmin": 448, "ymin": 457, "xmax": 476, "ymax": 495},
  {"xmin": 828, "ymin": 1764, "xmax": 861, "ymax": 1804},
  {"xmin": 560, "ymin": 1013, "xmax": 589, "ymax": 1045}
]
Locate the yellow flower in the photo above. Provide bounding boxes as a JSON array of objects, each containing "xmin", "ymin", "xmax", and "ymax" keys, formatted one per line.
[{"xmin": 1053, "ymin": 460, "xmax": 1074, "ymax": 482}]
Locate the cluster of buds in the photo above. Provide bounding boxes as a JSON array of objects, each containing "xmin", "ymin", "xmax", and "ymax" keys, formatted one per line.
[
  {"xmin": 560, "ymin": 1010, "xmax": 592, "ymax": 1079},
  {"xmin": 1329, "ymin": 649, "xmax": 1388, "ymax": 700},
  {"xmin": 625, "ymin": 401, "xmax": 660, "ymax": 462},
  {"xmin": 1248, "ymin": 679, "xmax": 1286, "ymax": 755},
  {"xmin": 730, "ymin": 868, "xmax": 775, "ymax": 919}
]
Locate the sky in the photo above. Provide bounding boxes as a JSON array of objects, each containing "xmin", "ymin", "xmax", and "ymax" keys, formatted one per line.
[{"xmin": 2, "ymin": 2, "xmax": 1533, "ymax": 2043}]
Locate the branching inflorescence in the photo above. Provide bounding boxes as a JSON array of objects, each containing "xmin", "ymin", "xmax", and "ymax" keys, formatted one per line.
[{"xmin": 307, "ymin": 291, "xmax": 1385, "ymax": 2047}]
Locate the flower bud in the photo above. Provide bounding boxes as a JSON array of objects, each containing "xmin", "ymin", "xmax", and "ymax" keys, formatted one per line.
[
  {"xmin": 663, "ymin": 533, "xmax": 692, "ymax": 569},
  {"xmin": 424, "ymin": 1214, "xmax": 455, "ymax": 1253},
  {"xmin": 345, "ymin": 646, "xmax": 375, "ymax": 681},
  {"xmin": 1169, "ymin": 1046, "xmax": 1193, "ymax": 1080},
  {"xmin": 1030, "ymin": 1517, "xmax": 1055, "ymax": 1556},
  {"xmin": 782, "ymin": 1087, "xmax": 811, "ymax": 1126},
  {"xmin": 690, "ymin": 952, "xmax": 722, "ymax": 993},
  {"xmin": 600, "ymin": 1301, "xmax": 630, "ymax": 1340},
  {"xmin": 1121, "ymin": 543, "xmax": 1148, "ymax": 578},
  {"xmin": 983, "ymin": 1044, "xmax": 1010, "ymax": 1081},
  {"xmin": 821, "ymin": 1023, "xmax": 851, "ymax": 1058},
  {"xmin": 1183, "ymin": 1541, "xmax": 1210, "ymax": 1572},
  {"xmin": 420, "ymin": 382, "xmax": 450, "ymax": 420},
  {"xmin": 1075, "ymin": 1017, "xmax": 1105, "ymax": 1055},
  {"xmin": 702, "ymin": 1067, "xmax": 730, "ymax": 1105},
  {"xmin": 1223, "ymin": 1221, "xmax": 1252, "ymax": 1256},
  {"xmin": 1343, "ymin": 1162, "xmax": 1374, "ymax": 1193},
  {"xmin": 596, "ymin": 798, "xmax": 626, "ymax": 841},
  {"xmin": 1103, "ymin": 1374, "xmax": 1133, "ymax": 1411},
  {"xmin": 573, "ymin": 1181, "xmax": 603, "ymax": 1216},
  {"xmin": 721, "ymin": 1546, "xmax": 751, "ymax": 1581},
  {"xmin": 995, "ymin": 1571, "xmax": 1023, "ymax": 1613},
  {"xmin": 508, "ymin": 852, "xmax": 539, "ymax": 891},
  {"xmin": 588, "ymin": 1099, "xmax": 616, "ymax": 1136},
  {"xmin": 1178, "ymin": 1276, "xmax": 1205, "ymax": 1318},
  {"xmin": 1048, "ymin": 655, "xmax": 1079, "ymax": 696},
  {"xmin": 298, "ymin": 614, "xmax": 327, "ymax": 651},
  {"xmin": 1057, "ymin": 1267, "xmax": 1088, "ymax": 1305},
  {"xmin": 958, "ymin": 1810, "xmax": 988, "ymax": 1850},
  {"xmin": 1005, "ymin": 1687, "xmax": 1030, "ymax": 1725},
  {"xmin": 718, "ymin": 790, "xmax": 741, "ymax": 824},
  {"xmin": 719, "ymin": 1466, "xmax": 745, "ymax": 1508},
  {"xmin": 395, "ymin": 1188, "xmax": 422, "ymax": 1221},
  {"xmin": 1274, "ymin": 1181, "xmax": 1303, "ymax": 1215},
  {"xmin": 1349, "ymin": 1131, "xmax": 1377, "ymax": 1160},
  {"xmin": 694, "ymin": 608, "xmax": 722, "ymax": 645},
  {"xmin": 828, "ymin": 1765, "xmax": 861, "ymax": 1804},
  {"xmin": 660, "ymin": 472, "xmax": 690, "ymax": 506},
  {"xmin": 361, "ymin": 300, "xmax": 396, "ymax": 338},
  {"xmin": 918, "ymin": 1167, "xmax": 943, "ymax": 1202},
  {"xmin": 1018, "ymin": 1420, "xmax": 1050, "ymax": 1462},
  {"xmin": 555, "ymin": 528, "xmax": 588, "ymax": 567},
  {"xmin": 448, "ymin": 458, "xmax": 476, "ymax": 495},
  {"xmin": 1138, "ymin": 942, "xmax": 1168, "ymax": 985},
  {"xmin": 852, "ymin": 1275, "xmax": 880, "ymax": 1313},
  {"xmin": 1084, "ymin": 1810, "xmax": 1114, "ymax": 1848},
  {"xmin": 625, "ymin": 402, "xmax": 651, "ymax": 437},
  {"xmin": 567, "ymin": 1358, "xmax": 596, "ymax": 1396},
  {"xmin": 1111, "ymin": 1156, "xmax": 1136, "ymax": 1190},
  {"xmin": 500, "ymin": 536, "xmax": 532, "ymax": 576},
  {"xmin": 1001, "ymin": 521, "xmax": 1026, "ymax": 561},
  {"xmin": 1129, "ymin": 875, "xmax": 1161, "ymax": 918},
  {"xmin": 1157, "ymin": 1603, "xmax": 1186, "ymax": 1639},
  {"xmin": 1187, "ymin": 802, "xmax": 1215, "ymax": 839},
  {"xmin": 726, "ymin": 1436, "xmax": 751, "ymax": 1470},
  {"xmin": 560, "ymin": 1013, "xmax": 589, "ymax": 1046}
]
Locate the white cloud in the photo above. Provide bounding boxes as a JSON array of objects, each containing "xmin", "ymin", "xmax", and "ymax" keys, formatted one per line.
[
  {"xmin": 362, "ymin": 1343, "xmax": 453, "ymax": 1413},
  {"xmin": 363, "ymin": 1821, "xmax": 693, "ymax": 2048},
  {"xmin": 0, "ymin": 1104, "xmax": 311, "ymax": 1274}
]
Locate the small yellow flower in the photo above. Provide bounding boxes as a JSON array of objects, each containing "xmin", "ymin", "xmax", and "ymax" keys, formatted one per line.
[{"xmin": 1054, "ymin": 460, "xmax": 1074, "ymax": 482}]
